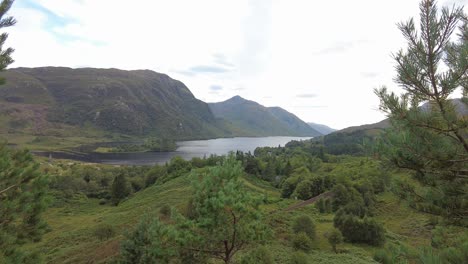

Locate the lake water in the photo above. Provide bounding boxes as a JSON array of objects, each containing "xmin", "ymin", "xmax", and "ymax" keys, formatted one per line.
[{"xmin": 36, "ymin": 136, "xmax": 312, "ymax": 165}]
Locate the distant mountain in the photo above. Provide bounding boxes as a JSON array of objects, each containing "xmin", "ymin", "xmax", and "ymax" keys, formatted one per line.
[
  {"xmin": 209, "ymin": 96, "xmax": 321, "ymax": 137},
  {"xmin": 307, "ymin": 122, "xmax": 336, "ymax": 135},
  {"xmin": 318, "ymin": 98, "xmax": 467, "ymax": 155},
  {"xmin": 0, "ymin": 67, "xmax": 226, "ymax": 139}
]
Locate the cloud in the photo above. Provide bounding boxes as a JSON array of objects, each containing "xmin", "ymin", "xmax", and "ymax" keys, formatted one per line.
[
  {"xmin": 312, "ymin": 40, "xmax": 368, "ymax": 55},
  {"xmin": 212, "ymin": 53, "xmax": 235, "ymax": 67},
  {"xmin": 296, "ymin": 93, "xmax": 318, "ymax": 98},
  {"xmin": 292, "ymin": 105, "xmax": 328, "ymax": 108},
  {"xmin": 191, "ymin": 65, "xmax": 230, "ymax": 74},
  {"xmin": 232, "ymin": 86, "xmax": 245, "ymax": 91},
  {"xmin": 209, "ymin": 85, "xmax": 223, "ymax": 91},
  {"xmin": 361, "ymin": 72, "xmax": 379, "ymax": 78}
]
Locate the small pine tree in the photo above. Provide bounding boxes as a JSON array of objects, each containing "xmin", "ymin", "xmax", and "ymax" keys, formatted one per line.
[
  {"xmin": 119, "ymin": 215, "xmax": 176, "ymax": 263},
  {"xmin": 326, "ymin": 228, "xmax": 343, "ymax": 253},
  {"xmin": 111, "ymin": 174, "xmax": 130, "ymax": 205}
]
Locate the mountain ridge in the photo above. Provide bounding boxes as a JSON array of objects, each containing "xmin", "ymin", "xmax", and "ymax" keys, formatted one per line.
[
  {"xmin": 0, "ymin": 67, "xmax": 321, "ymax": 148},
  {"xmin": 209, "ymin": 96, "xmax": 321, "ymax": 137}
]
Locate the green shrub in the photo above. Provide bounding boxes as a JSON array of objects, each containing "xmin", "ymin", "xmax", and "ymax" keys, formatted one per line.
[
  {"xmin": 326, "ymin": 228, "xmax": 343, "ymax": 253},
  {"xmin": 94, "ymin": 224, "xmax": 116, "ymax": 241},
  {"xmin": 316, "ymin": 198, "xmax": 326, "ymax": 213},
  {"xmin": 292, "ymin": 232, "xmax": 313, "ymax": 252},
  {"xmin": 334, "ymin": 211, "xmax": 385, "ymax": 246},
  {"xmin": 294, "ymin": 180, "xmax": 313, "ymax": 200},
  {"xmin": 159, "ymin": 205, "xmax": 171, "ymax": 218},
  {"xmin": 290, "ymin": 251, "xmax": 309, "ymax": 264},
  {"xmin": 240, "ymin": 246, "xmax": 274, "ymax": 264},
  {"xmin": 292, "ymin": 215, "xmax": 316, "ymax": 240},
  {"xmin": 373, "ymin": 249, "xmax": 392, "ymax": 264}
]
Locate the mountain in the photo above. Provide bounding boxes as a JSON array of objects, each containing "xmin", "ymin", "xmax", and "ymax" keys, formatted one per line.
[
  {"xmin": 209, "ymin": 96, "xmax": 321, "ymax": 137},
  {"xmin": 307, "ymin": 122, "xmax": 336, "ymax": 135},
  {"xmin": 0, "ymin": 67, "xmax": 226, "ymax": 140},
  {"xmin": 318, "ymin": 98, "xmax": 467, "ymax": 155}
]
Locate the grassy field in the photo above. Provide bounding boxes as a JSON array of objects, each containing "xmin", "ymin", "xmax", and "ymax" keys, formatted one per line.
[{"xmin": 23, "ymin": 164, "xmax": 444, "ymax": 264}]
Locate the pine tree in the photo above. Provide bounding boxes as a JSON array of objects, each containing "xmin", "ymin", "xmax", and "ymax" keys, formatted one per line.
[
  {"xmin": 375, "ymin": 0, "xmax": 467, "ymax": 224},
  {"xmin": 0, "ymin": 0, "xmax": 15, "ymax": 84},
  {"xmin": 180, "ymin": 155, "xmax": 270, "ymax": 263},
  {"xmin": 111, "ymin": 174, "xmax": 130, "ymax": 205},
  {"xmin": 0, "ymin": 1, "xmax": 48, "ymax": 262},
  {"xmin": 0, "ymin": 144, "xmax": 48, "ymax": 262}
]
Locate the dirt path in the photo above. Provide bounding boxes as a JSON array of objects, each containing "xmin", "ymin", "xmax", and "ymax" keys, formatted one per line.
[{"xmin": 270, "ymin": 191, "xmax": 334, "ymax": 214}]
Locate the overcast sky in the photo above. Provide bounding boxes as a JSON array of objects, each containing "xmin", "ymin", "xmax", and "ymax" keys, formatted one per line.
[{"xmin": 7, "ymin": 0, "xmax": 467, "ymax": 129}]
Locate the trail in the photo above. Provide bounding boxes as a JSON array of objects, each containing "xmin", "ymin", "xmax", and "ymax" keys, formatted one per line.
[{"xmin": 270, "ymin": 191, "xmax": 333, "ymax": 214}]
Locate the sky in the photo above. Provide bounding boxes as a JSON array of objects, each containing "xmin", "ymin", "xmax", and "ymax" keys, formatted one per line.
[{"xmin": 6, "ymin": 0, "xmax": 468, "ymax": 129}]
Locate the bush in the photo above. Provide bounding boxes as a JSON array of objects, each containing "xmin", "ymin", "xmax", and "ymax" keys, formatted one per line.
[
  {"xmin": 373, "ymin": 249, "xmax": 392, "ymax": 264},
  {"xmin": 316, "ymin": 198, "xmax": 326, "ymax": 213},
  {"xmin": 292, "ymin": 232, "xmax": 313, "ymax": 252},
  {"xmin": 120, "ymin": 215, "xmax": 176, "ymax": 263},
  {"xmin": 290, "ymin": 251, "xmax": 309, "ymax": 264},
  {"xmin": 159, "ymin": 205, "xmax": 171, "ymax": 218},
  {"xmin": 281, "ymin": 180, "xmax": 296, "ymax": 198},
  {"xmin": 94, "ymin": 224, "xmax": 116, "ymax": 241},
  {"xmin": 240, "ymin": 246, "xmax": 274, "ymax": 264},
  {"xmin": 326, "ymin": 228, "xmax": 343, "ymax": 253},
  {"xmin": 334, "ymin": 211, "xmax": 385, "ymax": 246},
  {"xmin": 292, "ymin": 215, "xmax": 316, "ymax": 240},
  {"xmin": 294, "ymin": 180, "xmax": 313, "ymax": 200}
]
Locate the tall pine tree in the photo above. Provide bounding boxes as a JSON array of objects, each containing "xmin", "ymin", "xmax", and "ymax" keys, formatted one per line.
[
  {"xmin": 0, "ymin": 144, "xmax": 49, "ymax": 262},
  {"xmin": 375, "ymin": 0, "xmax": 467, "ymax": 224},
  {"xmin": 0, "ymin": 0, "xmax": 15, "ymax": 84},
  {"xmin": 0, "ymin": 1, "xmax": 49, "ymax": 262}
]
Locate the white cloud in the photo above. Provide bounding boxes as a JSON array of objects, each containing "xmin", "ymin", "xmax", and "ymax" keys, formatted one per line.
[{"xmin": 6, "ymin": 0, "xmax": 468, "ymax": 129}]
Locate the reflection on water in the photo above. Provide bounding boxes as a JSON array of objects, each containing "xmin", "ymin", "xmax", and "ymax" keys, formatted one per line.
[{"xmin": 35, "ymin": 136, "xmax": 312, "ymax": 165}]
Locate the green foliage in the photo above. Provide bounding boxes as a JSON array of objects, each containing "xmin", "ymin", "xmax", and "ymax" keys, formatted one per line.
[
  {"xmin": 178, "ymin": 155, "xmax": 270, "ymax": 263},
  {"xmin": 292, "ymin": 215, "xmax": 316, "ymax": 240},
  {"xmin": 93, "ymin": 223, "xmax": 116, "ymax": 241},
  {"xmin": 331, "ymin": 184, "xmax": 363, "ymax": 211},
  {"xmin": 111, "ymin": 174, "xmax": 130, "ymax": 205},
  {"xmin": 292, "ymin": 232, "xmax": 313, "ymax": 252},
  {"xmin": 0, "ymin": 143, "xmax": 48, "ymax": 262},
  {"xmin": 374, "ymin": 0, "xmax": 468, "ymax": 224},
  {"xmin": 145, "ymin": 165, "xmax": 167, "ymax": 187},
  {"xmin": 373, "ymin": 249, "xmax": 392, "ymax": 264},
  {"xmin": 159, "ymin": 204, "xmax": 171, "ymax": 218},
  {"xmin": 289, "ymin": 251, "xmax": 309, "ymax": 264},
  {"xmin": 119, "ymin": 215, "xmax": 176, "ymax": 264},
  {"xmin": 240, "ymin": 246, "xmax": 274, "ymax": 264},
  {"xmin": 316, "ymin": 198, "xmax": 333, "ymax": 213},
  {"xmin": 0, "ymin": 0, "xmax": 15, "ymax": 84},
  {"xmin": 294, "ymin": 180, "xmax": 313, "ymax": 200},
  {"xmin": 111, "ymin": 138, "xmax": 177, "ymax": 153},
  {"xmin": 334, "ymin": 210, "xmax": 386, "ymax": 246},
  {"xmin": 326, "ymin": 228, "xmax": 343, "ymax": 253}
]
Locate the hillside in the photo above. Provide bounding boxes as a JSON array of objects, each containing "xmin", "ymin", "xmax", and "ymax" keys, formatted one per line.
[
  {"xmin": 307, "ymin": 122, "xmax": 336, "ymax": 135},
  {"xmin": 209, "ymin": 96, "xmax": 321, "ymax": 137},
  {"xmin": 0, "ymin": 67, "xmax": 226, "ymax": 141},
  {"xmin": 22, "ymin": 155, "xmax": 444, "ymax": 264}
]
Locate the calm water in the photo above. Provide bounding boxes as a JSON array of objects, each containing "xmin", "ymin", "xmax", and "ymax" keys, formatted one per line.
[{"xmin": 37, "ymin": 136, "xmax": 312, "ymax": 165}]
